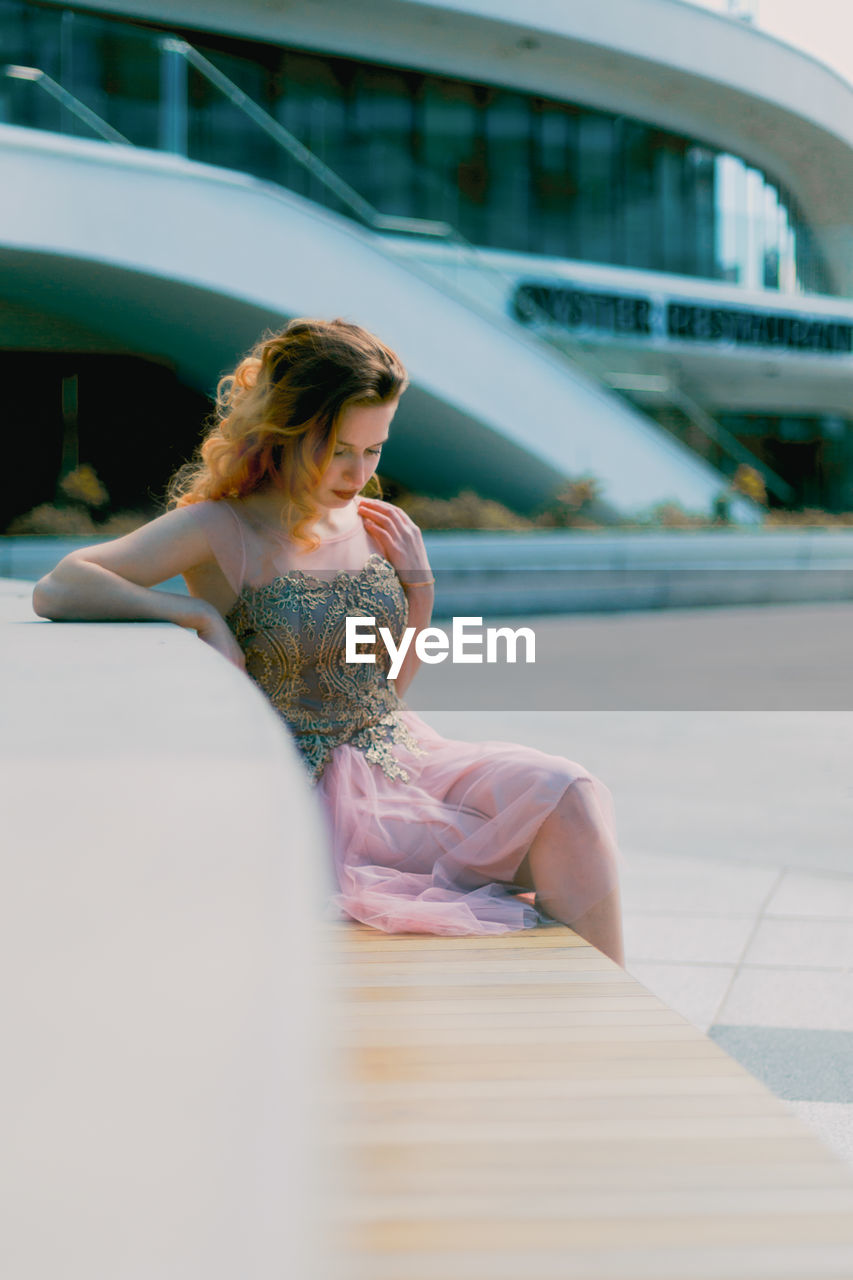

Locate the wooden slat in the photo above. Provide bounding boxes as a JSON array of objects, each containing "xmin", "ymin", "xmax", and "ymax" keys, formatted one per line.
[{"xmin": 326, "ymin": 923, "xmax": 853, "ymax": 1279}]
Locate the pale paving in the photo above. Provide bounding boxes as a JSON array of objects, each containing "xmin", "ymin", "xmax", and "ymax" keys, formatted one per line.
[
  {"xmin": 423, "ymin": 709, "xmax": 853, "ymax": 1174},
  {"xmin": 622, "ymin": 853, "xmax": 853, "ymax": 1174}
]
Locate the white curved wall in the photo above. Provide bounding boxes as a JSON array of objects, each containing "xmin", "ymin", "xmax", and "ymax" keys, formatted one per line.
[
  {"xmin": 1, "ymin": 578, "xmax": 342, "ymax": 1279},
  {"xmin": 59, "ymin": 0, "xmax": 853, "ymax": 296},
  {"xmin": 0, "ymin": 124, "xmax": 758, "ymax": 519}
]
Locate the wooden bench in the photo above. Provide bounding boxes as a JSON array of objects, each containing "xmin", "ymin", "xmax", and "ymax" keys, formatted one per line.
[{"xmin": 325, "ymin": 922, "xmax": 853, "ymax": 1280}]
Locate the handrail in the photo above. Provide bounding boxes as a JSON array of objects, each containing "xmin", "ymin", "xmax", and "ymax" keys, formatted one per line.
[
  {"xmin": 162, "ymin": 38, "xmax": 456, "ymax": 242},
  {"xmin": 605, "ymin": 372, "xmax": 795, "ymax": 502},
  {"xmin": 3, "ymin": 64, "xmax": 129, "ymax": 145}
]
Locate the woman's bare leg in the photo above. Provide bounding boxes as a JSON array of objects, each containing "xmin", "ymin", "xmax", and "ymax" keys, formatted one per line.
[
  {"xmin": 561, "ymin": 886, "xmax": 626, "ymax": 968},
  {"xmin": 513, "ymin": 780, "xmax": 626, "ymax": 968}
]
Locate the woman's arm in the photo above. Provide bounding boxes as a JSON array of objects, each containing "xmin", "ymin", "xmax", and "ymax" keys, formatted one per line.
[{"xmin": 32, "ymin": 505, "xmax": 246, "ymax": 670}]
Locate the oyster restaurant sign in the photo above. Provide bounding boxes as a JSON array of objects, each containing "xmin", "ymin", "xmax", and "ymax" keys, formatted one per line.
[{"xmin": 512, "ymin": 281, "xmax": 853, "ymax": 355}]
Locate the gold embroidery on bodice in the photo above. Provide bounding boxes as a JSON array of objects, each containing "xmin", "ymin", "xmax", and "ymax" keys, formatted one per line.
[{"xmin": 225, "ymin": 553, "xmax": 428, "ymax": 783}]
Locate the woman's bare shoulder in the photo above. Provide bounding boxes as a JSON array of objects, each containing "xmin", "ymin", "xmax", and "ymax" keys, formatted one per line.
[{"xmin": 54, "ymin": 500, "xmax": 237, "ymax": 589}]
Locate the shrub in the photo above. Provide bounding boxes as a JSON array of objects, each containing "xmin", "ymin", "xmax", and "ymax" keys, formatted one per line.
[
  {"xmin": 59, "ymin": 463, "xmax": 110, "ymax": 509},
  {"xmin": 635, "ymin": 501, "xmax": 709, "ymax": 529},
  {"xmin": 394, "ymin": 479, "xmax": 610, "ymax": 532},
  {"xmin": 5, "ymin": 503, "xmax": 99, "ymax": 536},
  {"xmin": 534, "ymin": 476, "xmax": 604, "ymax": 528},
  {"xmin": 3, "ymin": 462, "xmax": 151, "ymax": 537},
  {"xmin": 96, "ymin": 510, "xmax": 150, "ymax": 535},
  {"xmin": 730, "ymin": 464, "xmax": 767, "ymax": 505},
  {"xmin": 764, "ymin": 508, "xmax": 853, "ymax": 528},
  {"xmin": 396, "ymin": 489, "xmax": 533, "ymax": 531}
]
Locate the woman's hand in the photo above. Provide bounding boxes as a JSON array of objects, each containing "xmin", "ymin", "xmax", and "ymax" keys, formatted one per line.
[
  {"xmin": 357, "ymin": 497, "xmax": 432, "ymax": 585},
  {"xmin": 358, "ymin": 497, "xmax": 432, "ymax": 696},
  {"xmin": 193, "ymin": 602, "xmax": 247, "ymax": 672}
]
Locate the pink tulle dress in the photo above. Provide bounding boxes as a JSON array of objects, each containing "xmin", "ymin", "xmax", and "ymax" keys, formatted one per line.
[{"xmin": 189, "ymin": 498, "xmax": 625, "ymax": 936}]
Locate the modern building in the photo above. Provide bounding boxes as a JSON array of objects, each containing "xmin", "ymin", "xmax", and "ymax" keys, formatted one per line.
[{"xmin": 2, "ymin": 0, "xmax": 852, "ymax": 526}]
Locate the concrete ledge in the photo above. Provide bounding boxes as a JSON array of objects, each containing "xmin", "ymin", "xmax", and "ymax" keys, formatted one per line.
[
  {"xmin": 6, "ymin": 529, "xmax": 853, "ymax": 619},
  {"xmin": 1, "ymin": 580, "xmax": 340, "ymax": 1279},
  {"xmin": 428, "ymin": 528, "xmax": 853, "ymax": 615}
]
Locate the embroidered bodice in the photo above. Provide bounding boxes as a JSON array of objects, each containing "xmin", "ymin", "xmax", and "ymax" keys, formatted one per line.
[{"xmin": 190, "ymin": 499, "xmax": 427, "ymax": 783}]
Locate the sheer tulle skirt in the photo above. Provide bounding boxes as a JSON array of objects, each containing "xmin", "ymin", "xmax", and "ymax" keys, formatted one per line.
[{"xmin": 316, "ymin": 709, "xmax": 625, "ymax": 936}]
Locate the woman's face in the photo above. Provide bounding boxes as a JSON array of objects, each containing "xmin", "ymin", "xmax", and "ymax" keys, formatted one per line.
[{"xmin": 314, "ymin": 399, "xmax": 399, "ymax": 509}]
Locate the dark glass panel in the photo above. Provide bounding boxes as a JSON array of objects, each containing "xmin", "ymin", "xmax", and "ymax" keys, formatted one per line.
[
  {"xmin": 686, "ymin": 145, "xmax": 716, "ymax": 278},
  {"xmin": 654, "ymin": 133, "xmax": 690, "ymax": 274},
  {"xmin": 187, "ymin": 46, "xmax": 279, "ymax": 182},
  {"xmin": 615, "ymin": 118, "xmax": 656, "ymax": 268},
  {"xmin": 272, "ymin": 51, "xmax": 348, "ymax": 209},
  {"xmin": 0, "ymin": 0, "xmax": 65, "ymax": 132},
  {"xmin": 65, "ymin": 13, "xmax": 160, "ymax": 148},
  {"xmin": 575, "ymin": 113, "xmax": 615, "ymax": 264},
  {"xmin": 531, "ymin": 98, "xmax": 580, "ymax": 259},
  {"xmin": 342, "ymin": 64, "xmax": 417, "ymax": 218},
  {"xmin": 417, "ymin": 76, "xmax": 483, "ymax": 240},
  {"xmin": 482, "ymin": 87, "xmax": 531, "ymax": 251}
]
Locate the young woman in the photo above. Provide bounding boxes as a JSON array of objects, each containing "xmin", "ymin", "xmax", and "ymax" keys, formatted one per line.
[{"xmin": 33, "ymin": 317, "xmax": 626, "ymax": 965}]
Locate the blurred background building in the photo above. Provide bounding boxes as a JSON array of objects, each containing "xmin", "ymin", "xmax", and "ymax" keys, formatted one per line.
[{"xmin": 1, "ymin": 0, "xmax": 852, "ymax": 528}]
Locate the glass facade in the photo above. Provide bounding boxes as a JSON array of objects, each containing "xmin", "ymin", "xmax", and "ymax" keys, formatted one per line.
[{"xmin": 0, "ymin": 0, "xmax": 832, "ymax": 295}]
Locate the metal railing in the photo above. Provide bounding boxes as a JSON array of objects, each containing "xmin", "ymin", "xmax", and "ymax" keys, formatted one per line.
[
  {"xmin": 602, "ymin": 373, "xmax": 795, "ymax": 502},
  {"xmin": 161, "ymin": 40, "xmax": 457, "ymax": 242},
  {"xmin": 4, "ymin": 64, "xmax": 129, "ymax": 144}
]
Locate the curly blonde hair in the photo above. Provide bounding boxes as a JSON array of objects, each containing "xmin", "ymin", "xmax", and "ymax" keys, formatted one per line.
[{"xmin": 166, "ymin": 317, "xmax": 408, "ymax": 551}]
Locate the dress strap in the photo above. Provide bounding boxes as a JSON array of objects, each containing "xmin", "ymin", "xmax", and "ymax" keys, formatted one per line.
[
  {"xmin": 219, "ymin": 501, "xmax": 248, "ymax": 596},
  {"xmin": 191, "ymin": 498, "xmax": 249, "ymax": 599}
]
